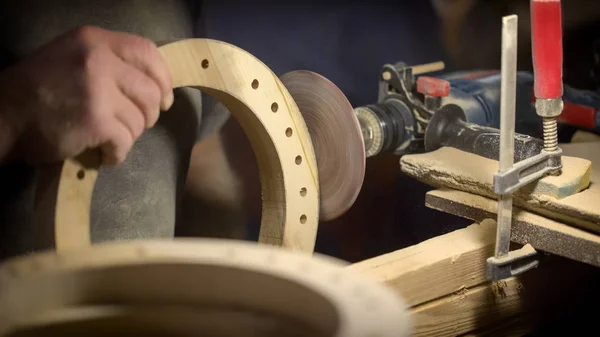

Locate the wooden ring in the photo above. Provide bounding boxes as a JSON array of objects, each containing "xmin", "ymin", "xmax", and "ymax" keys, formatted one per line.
[
  {"xmin": 54, "ymin": 39, "xmax": 320, "ymax": 253},
  {"xmin": 0, "ymin": 239, "xmax": 410, "ymax": 336}
]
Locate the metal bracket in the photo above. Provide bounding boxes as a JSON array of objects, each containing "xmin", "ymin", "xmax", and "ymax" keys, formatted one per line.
[
  {"xmin": 486, "ymin": 244, "xmax": 539, "ymax": 280},
  {"xmin": 493, "ymin": 148, "xmax": 562, "ymax": 195}
]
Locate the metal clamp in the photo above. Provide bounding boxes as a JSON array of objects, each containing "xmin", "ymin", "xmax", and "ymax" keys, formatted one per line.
[
  {"xmin": 487, "ymin": 244, "xmax": 539, "ymax": 280},
  {"xmin": 487, "ymin": 14, "xmax": 543, "ymax": 281},
  {"xmin": 493, "ymin": 148, "xmax": 562, "ymax": 195},
  {"xmin": 488, "ymin": 147, "xmax": 560, "ymax": 281}
]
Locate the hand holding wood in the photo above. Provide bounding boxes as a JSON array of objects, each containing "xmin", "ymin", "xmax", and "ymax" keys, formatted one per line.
[
  {"xmin": 0, "ymin": 26, "xmax": 172, "ymax": 165},
  {"xmin": 52, "ymin": 38, "xmax": 321, "ymax": 254}
]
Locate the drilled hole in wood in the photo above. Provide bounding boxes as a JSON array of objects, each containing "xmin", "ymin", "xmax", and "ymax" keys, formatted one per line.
[
  {"xmin": 295, "ymin": 155, "xmax": 302, "ymax": 165},
  {"xmin": 286, "ymin": 128, "xmax": 293, "ymax": 137},
  {"xmin": 300, "ymin": 187, "xmax": 307, "ymax": 197},
  {"xmin": 300, "ymin": 214, "xmax": 307, "ymax": 224},
  {"xmin": 77, "ymin": 169, "xmax": 85, "ymax": 180},
  {"xmin": 271, "ymin": 102, "xmax": 278, "ymax": 112},
  {"xmin": 252, "ymin": 79, "xmax": 259, "ymax": 89},
  {"xmin": 201, "ymin": 59, "xmax": 209, "ymax": 69}
]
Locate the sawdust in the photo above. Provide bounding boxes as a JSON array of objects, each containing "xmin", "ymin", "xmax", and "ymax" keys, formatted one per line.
[
  {"xmin": 452, "ymin": 285, "xmax": 470, "ymax": 306},
  {"xmin": 491, "ymin": 280, "xmax": 508, "ymax": 300},
  {"xmin": 516, "ymin": 283, "xmax": 525, "ymax": 297}
]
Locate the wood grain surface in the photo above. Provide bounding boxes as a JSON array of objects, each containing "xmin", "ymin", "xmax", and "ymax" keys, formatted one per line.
[
  {"xmin": 348, "ymin": 220, "xmax": 496, "ymax": 307},
  {"xmin": 426, "ymin": 188, "xmax": 600, "ymax": 267}
]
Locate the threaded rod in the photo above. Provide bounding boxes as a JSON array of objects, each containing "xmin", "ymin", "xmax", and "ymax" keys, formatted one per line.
[{"xmin": 542, "ymin": 117, "xmax": 559, "ymax": 152}]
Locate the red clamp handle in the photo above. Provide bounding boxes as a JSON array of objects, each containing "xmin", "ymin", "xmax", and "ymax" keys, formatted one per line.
[
  {"xmin": 531, "ymin": 0, "xmax": 563, "ymax": 99},
  {"xmin": 416, "ymin": 76, "xmax": 450, "ymax": 97}
]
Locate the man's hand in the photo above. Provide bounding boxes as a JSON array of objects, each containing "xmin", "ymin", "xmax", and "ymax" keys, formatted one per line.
[{"xmin": 0, "ymin": 26, "xmax": 174, "ymax": 165}]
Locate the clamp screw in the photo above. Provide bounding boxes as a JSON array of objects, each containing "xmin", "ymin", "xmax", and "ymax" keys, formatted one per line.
[
  {"xmin": 542, "ymin": 118, "xmax": 559, "ymax": 152},
  {"xmin": 535, "ymin": 98, "xmax": 563, "ymax": 153}
]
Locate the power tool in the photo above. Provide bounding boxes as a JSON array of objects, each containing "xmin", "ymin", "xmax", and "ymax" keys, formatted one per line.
[
  {"xmin": 280, "ymin": 57, "xmax": 600, "ymax": 222},
  {"xmin": 354, "ymin": 63, "xmax": 600, "ymax": 159}
]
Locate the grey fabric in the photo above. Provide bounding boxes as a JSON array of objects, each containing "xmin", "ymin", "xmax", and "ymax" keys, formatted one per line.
[
  {"xmin": 0, "ymin": 0, "xmax": 217, "ymax": 257},
  {"xmin": 198, "ymin": 93, "xmax": 231, "ymax": 142},
  {"xmin": 90, "ymin": 87, "xmax": 199, "ymax": 243},
  {"xmin": 0, "ymin": 0, "xmax": 194, "ymax": 57}
]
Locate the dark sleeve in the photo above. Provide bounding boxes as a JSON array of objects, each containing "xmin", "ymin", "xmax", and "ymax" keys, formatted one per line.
[
  {"xmin": 0, "ymin": 44, "xmax": 38, "ymax": 260},
  {"xmin": 0, "ymin": 45, "xmax": 15, "ymax": 69}
]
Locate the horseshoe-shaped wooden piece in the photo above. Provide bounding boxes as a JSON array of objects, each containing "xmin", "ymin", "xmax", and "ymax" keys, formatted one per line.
[{"xmin": 54, "ymin": 39, "xmax": 320, "ymax": 253}]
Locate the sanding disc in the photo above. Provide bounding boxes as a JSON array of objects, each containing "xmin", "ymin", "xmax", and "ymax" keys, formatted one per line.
[{"xmin": 281, "ymin": 70, "xmax": 366, "ymax": 221}]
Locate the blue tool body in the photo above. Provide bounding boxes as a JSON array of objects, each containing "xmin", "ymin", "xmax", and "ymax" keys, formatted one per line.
[{"xmin": 438, "ymin": 71, "xmax": 600, "ymax": 137}]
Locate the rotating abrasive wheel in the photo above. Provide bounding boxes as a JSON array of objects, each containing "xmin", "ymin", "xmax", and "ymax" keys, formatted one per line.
[
  {"xmin": 0, "ymin": 240, "xmax": 411, "ymax": 336},
  {"xmin": 281, "ymin": 71, "xmax": 366, "ymax": 221}
]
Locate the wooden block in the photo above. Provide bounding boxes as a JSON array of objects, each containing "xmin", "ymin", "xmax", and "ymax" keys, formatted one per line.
[
  {"xmin": 349, "ymin": 212, "xmax": 600, "ymax": 336},
  {"xmin": 400, "ymin": 146, "xmax": 598, "ymax": 232},
  {"xmin": 348, "ymin": 220, "xmax": 496, "ymax": 307},
  {"xmin": 401, "ymin": 147, "xmax": 591, "ymax": 200},
  {"xmin": 426, "ymin": 188, "xmax": 600, "ymax": 267},
  {"xmin": 411, "ymin": 256, "xmax": 599, "ymax": 337}
]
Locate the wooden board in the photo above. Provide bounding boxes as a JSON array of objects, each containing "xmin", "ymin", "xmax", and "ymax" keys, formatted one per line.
[
  {"xmin": 50, "ymin": 39, "xmax": 320, "ymax": 254},
  {"xmin": 400, "ymin": 146, "xmax": 599, "ymax": 233},
  {"xmin": 411, "ymin": 256, "xmax": 599, "ymax": 337},
  {"xmin": 349, "ymin": 215, "xmax": 600, "ymax": 336},
  {"xmin": 348, "ymin": 220, "xmax": 496, "ymax": 307},
  {"xmin": 426, "ymin": 188, "xmax": 600, "ymax": 267}
]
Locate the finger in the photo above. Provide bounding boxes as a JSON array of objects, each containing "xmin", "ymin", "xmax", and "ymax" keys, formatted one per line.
[
  {"xmin": 99, "ymin": 121, "xmax": 135, "ymax": 165},
  {"xmin": 106, "ymin": 31, "xmax": 174, "ymax": 111},
  {"xmin": 114, "ymin": 92, "xmax": 147, "ymax": 143},
  {"xmin": 116, "ymin": 63, "xmax": 161, "ymax": 128}
]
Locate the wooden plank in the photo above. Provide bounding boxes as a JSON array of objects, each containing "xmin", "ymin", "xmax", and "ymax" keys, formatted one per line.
[
  {"xmin": 412, "ymin": 277, "xmax": 527, "ymax": 336},
  {"xmin": 400, "ymin": 146, "xmax": 600, "ymax": 233},
  {"xmin": 411, "ymin": 255, "xmax": 600, "ymax": 337},
  {"xmin": 461, "ymin": 317, "xmax": 535, "ymax": 337},
  {"xmin": 426, "ymin": 188, "xmax": 600, "ymax": 267},
  {"xmin": 349, "ymin": 211, "xmax": 600, "ymax": 336},
  {"xmin": 348, "ymin": 220, "xmax": 496, "ymax": 307}
]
